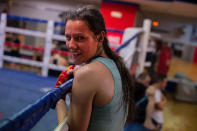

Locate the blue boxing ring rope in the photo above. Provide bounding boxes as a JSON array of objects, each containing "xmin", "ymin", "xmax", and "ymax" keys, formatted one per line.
[
  {"xmin": 0, "ymin": 13, "xmax": 144, "ymax": 130},
  {"xmin": 0, "ymin": 79, "xmax": 73, "ymax": 131}
]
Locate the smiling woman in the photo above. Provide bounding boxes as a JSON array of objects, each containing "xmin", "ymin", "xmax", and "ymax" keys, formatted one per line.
[
  {"xmin": 55, "ymin": 5, "xmax": 134, "ymax": 131},
  {"xmin": 65, "ymin": 20, "xmax": 100, "ymax": 64}
]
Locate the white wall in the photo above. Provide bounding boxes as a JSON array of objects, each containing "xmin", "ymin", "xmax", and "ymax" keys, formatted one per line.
[
  {"xmin": 160, "ymin": 24, "xmax": 197, "ymax": 46},
  {"xmin": 138, "ymin": 11, "xmax": 197, "ymax": 46},
  {"xmin": 10, "ymin": 1, "xmax": 77, "ymax": 22},
  {"xmin": 10, "ymin": 0, "xmax": 101, "ymax": 22}
]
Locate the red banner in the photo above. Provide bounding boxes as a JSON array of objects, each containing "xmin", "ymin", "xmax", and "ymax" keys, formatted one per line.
[{"xmin": 100, "ymin": 1, "xmax": 138, "ymax": 45}]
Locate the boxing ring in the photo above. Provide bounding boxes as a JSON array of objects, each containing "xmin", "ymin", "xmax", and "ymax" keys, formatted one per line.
[
  {"xmin": 0, "ymin": 13, "xmax": 154, "ymax": 130},
  {"xmin": 0, "ymin": 68, "xmax": 59, "ymax": 130}
]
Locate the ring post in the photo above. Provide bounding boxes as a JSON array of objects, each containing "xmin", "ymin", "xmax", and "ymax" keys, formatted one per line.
[
  {"xmin": 136, "ymin": 19, "xmax": 151, "ymax": 76},
  {"xmin": 42, "ymin": 20, "xmax": 54, "ymax": 77},
  {"xmin": 0, "ymin": 13, "xmax": 7, "ymax": 68}
]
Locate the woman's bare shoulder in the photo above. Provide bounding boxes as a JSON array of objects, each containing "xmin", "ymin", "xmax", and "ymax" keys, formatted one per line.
[
  {"xmin": 75, "ymin": 62, "xmax": 104, "ymax": 77},
  {"xmin": 73, "ymin": 62, "xmax": 106, "ymax": 90},
  {"xmin": 71, "ymin": 63, "xmax": 101, "ymax": 98}
]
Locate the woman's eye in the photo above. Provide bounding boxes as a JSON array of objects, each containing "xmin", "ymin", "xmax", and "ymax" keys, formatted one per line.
[
  {"xmin": 75, "ymin": 36, "xmax": 84, "ymax": 41},
  {"xmin": 65, "ymin": 36, "xmax": 71, "ymax": 41}
]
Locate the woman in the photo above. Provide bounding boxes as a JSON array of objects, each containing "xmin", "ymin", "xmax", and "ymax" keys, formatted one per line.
[{"xmin": 56, "ymin": 6, "xmax": 134, "ymax": 131}]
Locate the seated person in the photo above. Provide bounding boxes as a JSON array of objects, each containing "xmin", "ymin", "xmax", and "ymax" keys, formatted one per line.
[
  {"xmin": 134, "ymin": 72, "xmax": 158, "ymax": 130},
  {"xmin": 148, "ymin": 74, "xmax": 167, "ymax": 130},
  {"xmin": 10, "ymin": 34, "xmax": 21, "ymax": 58},
  {"xmin": 134, "ymin": 72, "xmax": 150, "ymax": 123},
  {"xmin": 32, "ymin": 52, "xmax": 43, "ymax": 62},
  {"xmin": 134, "ymin": 72, "xmax": 151, "ymax": 102},
  {"xmin": 50, "ymin": 53, "xmax": 69, "ymax": 66},
  {"xmin": 48, "ymin": 52, "xmax": 69, "ymax": 77}
]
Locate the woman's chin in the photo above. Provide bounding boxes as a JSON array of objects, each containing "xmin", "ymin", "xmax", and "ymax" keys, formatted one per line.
[
  {"xmin": 72, "ymin": 56, "xmax": 89, "ymax": 65},
  {"xmin": 73, "ymin": 59, "xmax": 84, "ymax": 65}
]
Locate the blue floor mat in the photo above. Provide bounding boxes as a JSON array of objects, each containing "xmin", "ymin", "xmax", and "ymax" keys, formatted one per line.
[{"xmin": 0, "ymin": 68, "xmax": 58, "ymax": 131}]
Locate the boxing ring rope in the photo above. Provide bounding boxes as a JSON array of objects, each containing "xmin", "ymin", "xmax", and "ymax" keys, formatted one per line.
[
  {"xmin": 0, "ymin": 13, "xmax": 152, "ymax": 130},
  {"xmin": 115, "ymin": 32, "xmax": 141, "ymax": 53},
  {"xmin": 0, "ymin": 79, "xmax": 73, "ymax": 131}
]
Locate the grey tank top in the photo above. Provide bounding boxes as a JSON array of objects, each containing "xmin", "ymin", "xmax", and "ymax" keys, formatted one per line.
[{"xmin": 87, "ymin": 57, "xmax": 126, "ymax": 131}]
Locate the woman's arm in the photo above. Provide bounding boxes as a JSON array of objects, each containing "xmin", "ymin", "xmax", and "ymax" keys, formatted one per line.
[
  {"xmin": 67, "ymin": 66, "xmax": 96, "ymax": 131},
  {"xmin": 55, "ymin": 65, "xmax": 77, "ymax": 124},
  {"xmin": 55, "ymin": 65, "xmax": 96, "ymax": 131},
  {"xmin": 56, "ymin": 99, "xmax": 69, "ymax": 124}
]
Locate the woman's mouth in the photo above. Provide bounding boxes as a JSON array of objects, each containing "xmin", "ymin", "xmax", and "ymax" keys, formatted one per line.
[{"xmin": 72, "ymin": 52, "xmax": 81, "ymax": 58}]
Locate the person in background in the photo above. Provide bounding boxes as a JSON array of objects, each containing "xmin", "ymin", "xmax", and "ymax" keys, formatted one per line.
[
  {"xmin": 32, "ymin": 51, "xmax": 43, "ymax": 62},
  {"xmin": 7, "ymin": 33, "xmax": 21, "ymax": 69},
  {"xmin": 156, "ymin": 42, "xmax": 172, "ymax": 76},
  {"xmin": 134, "ymin": 72, "xmax": 151, "ymax": 103},
  {"xmin": 6, "ymin": 33, "xmax": 21, "ymax": 58},
  {"xmin": 49, "ymin": 52, "xmax": 69, "ymax": 77},
  {"xmin": 50, "ymin": 52, "xmax": 69, "ymax": 67},
  {"xmin": 133, "ymin": 72, "xmax": 158, "ymax": 130},
  {"xmin": 148, "ymin": 74, "xmax": 167, "ymax": 130}
]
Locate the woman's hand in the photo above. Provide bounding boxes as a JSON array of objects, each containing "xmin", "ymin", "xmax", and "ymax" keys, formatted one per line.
[
  {"xmin": 67, "ymin": 65, "xmax": 82, "ymax": 76},
  {"xmin": 54, "ymin": 65, "xmax": 75, "ymax": 88}
]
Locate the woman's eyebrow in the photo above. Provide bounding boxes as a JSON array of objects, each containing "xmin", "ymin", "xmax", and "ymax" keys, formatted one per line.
[{"xmin": 65, "ymin": 32, "xmax": 84, "ymax": 36}]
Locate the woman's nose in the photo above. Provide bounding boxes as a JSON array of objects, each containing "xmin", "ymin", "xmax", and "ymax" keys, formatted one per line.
[{"xmin": 67, "ymin": 38, "xmax": 77, "ymax": 50}]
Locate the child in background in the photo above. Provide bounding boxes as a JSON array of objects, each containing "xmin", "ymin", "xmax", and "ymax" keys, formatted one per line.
[{"xmin": 149, "ymin": 74, "xmax": 167, "ymax": 130}]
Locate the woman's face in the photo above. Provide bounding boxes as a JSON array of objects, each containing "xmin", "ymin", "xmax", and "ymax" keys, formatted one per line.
[{"xmin": 65, "ymin": 20, "xmax": 99, "ymax": 64}]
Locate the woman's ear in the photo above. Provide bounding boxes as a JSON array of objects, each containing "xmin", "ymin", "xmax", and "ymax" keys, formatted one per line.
[{"xmin": 97, "ymin": 31, "xmax": 105, "ymax": 43}]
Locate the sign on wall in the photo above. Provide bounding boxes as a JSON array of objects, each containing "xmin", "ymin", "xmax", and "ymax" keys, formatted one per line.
[{"xmin": 100, "ymin": 1, "xmax": 138, "ymax": 46}]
